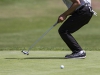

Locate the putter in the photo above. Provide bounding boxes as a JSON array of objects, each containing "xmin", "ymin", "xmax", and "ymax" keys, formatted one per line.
[{"xmin": 21, "ymin": 21, "xmax": 58, "ymax": 55}]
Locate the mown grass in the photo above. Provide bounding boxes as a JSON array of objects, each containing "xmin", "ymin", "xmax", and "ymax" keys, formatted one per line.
[
  {"xmin": 0, "ymin": 1, "xmax": 100, "ymax": 75},
  {"xmin": 0, "ymin": 51, "xmax": 100, "ymax": 75},
  {"xmin": 0, "ymin": 0, "xmax": 100, "ymax": 51}
]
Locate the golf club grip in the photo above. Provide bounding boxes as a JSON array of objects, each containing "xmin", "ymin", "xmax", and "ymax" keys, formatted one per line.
[{"xmin": 28, "ymin": 22, "xmax": 58, "ymax": 51}]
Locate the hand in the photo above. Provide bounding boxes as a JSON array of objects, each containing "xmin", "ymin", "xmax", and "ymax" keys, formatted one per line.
[{"xmin": 58, "ymin": 14, "xmax": 67, "ymax": 23}]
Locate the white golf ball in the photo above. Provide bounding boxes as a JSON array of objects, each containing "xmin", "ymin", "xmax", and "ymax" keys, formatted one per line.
[{"xmin": 60, "ymin": 65, "xmax": 64, "ymax": 69}]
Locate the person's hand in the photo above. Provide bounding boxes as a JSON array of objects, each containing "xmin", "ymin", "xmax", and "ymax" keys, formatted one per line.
[{"xmin": 58, "ymin": 13, "xmax": 67, "ymax": 23}]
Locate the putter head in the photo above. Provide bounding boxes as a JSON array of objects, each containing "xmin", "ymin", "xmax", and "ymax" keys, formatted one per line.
[{"xmin": 21, "ymin": 50, "xmax": 29, "ymax": 55}]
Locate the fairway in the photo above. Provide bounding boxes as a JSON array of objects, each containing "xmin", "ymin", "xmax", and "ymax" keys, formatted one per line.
[
  {"xmin": 0, "ymin": 51, "xmax": 100, "ymax": 75},
  {"xmin": 0, "ymin": 0, "xmax": 100, "ymax": 51}
]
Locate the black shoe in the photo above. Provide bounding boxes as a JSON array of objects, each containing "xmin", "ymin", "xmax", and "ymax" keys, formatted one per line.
[{"xmin": 65, "ymin": 50, "xmax": 86, "ymax": 59}]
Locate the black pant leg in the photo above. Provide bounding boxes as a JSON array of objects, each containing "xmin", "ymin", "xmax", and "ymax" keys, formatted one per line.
[{"xmin": 58, "ymin": 6, "xmax": 93, "ymax": 53}]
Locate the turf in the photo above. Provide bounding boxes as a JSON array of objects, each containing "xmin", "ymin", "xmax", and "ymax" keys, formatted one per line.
[
  {"xmin": 0, "ymin": 0, "xmax": 100, "ymax": 75},
  {"xmin": 0, "ymin": 0, "xmax": 100, "ymax": 51},
  {"xmin": 0, "ymin": 51, "xmax": 100, "ymax": 75}
]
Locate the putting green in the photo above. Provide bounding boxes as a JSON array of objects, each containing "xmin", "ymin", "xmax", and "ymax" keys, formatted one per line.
[{"xmin": 0, "ymin": 51, "xmax": 100, "ymax": 75}]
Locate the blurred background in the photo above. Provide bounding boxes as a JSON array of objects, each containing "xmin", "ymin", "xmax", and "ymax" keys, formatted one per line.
[{"xmin": 0, "ymin": 0, "xmax": 99, "ymax": 51}]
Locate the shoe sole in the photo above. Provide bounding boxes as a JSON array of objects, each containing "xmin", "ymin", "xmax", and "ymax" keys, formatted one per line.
[{"xmin": 65, "ymin": 56, "xmax": 86, "ymax": 59}]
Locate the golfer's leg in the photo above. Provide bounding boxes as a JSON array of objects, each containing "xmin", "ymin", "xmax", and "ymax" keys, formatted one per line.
[{"xmin": 58, "ymin": 24, "xmax": 82, "ymax": 53}]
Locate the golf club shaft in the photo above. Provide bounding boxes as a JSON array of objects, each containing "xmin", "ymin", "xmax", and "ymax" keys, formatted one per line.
[{"xmin": 27, "ymin": 22, "xmax": 58, "ymax": 52}]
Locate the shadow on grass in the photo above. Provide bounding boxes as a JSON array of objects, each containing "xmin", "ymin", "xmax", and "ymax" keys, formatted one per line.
[{"xmin": 5, "ymin": 57, "xmax": 65, "ymax": 59}]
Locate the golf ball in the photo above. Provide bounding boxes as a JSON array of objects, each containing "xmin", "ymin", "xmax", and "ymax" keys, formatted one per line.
[{"xmin": 60, "ymin": 65, "xmax": 64, "ymax": 69}]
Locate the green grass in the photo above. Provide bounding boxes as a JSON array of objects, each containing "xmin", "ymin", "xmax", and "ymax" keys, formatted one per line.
[
  {"xmin": 0, "ymin": 0, "xmax": 100, "ymax": 75},
  {"xmin": 0, "ymin": 51, "xmax": 100, "ymax": 75},
  {"xmin": 0, "ymin": 0, "xmax": 100, "ymax": 51}
]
